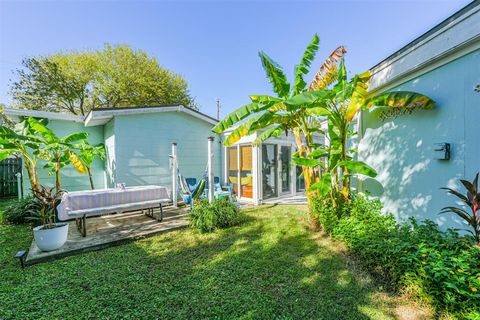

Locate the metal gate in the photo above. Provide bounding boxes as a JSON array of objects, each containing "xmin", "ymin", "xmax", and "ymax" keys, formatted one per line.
[{"xmin": 0, "ymin": 158, "xmax": 22, "ymax": 198}]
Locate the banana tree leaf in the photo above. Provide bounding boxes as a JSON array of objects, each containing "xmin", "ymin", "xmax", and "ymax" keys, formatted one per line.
[
  {"xmin": 223, "ymin": 115, "xmax": 264, "ymax": 146},
  {"xmin": 27, "ymin": 117, "xmax": 57, "ymax": 142},
  {"xmin": 258, "ymin": 51, "xmax": 291, "ymax": 99},
  {"xmin": 338, "ymin": 160, "xmax": 377, "ymax": 177},
  {"xmin": 309, "ymin": 173, "xmax": 332, "ymax": 196},
  {"xmin": 344, "ymin": 70, "xmax": 371, "ymax": 121},
  {"xmin": 0, "ymin": 149, "xmax": 16, "ymax": 161},
  {"xmin": 0, "ymin": 126, "xmax": 24, "ymax": 140},
  {"xmin": 62, "ymin": 132, "xmax": 89, "ymax": 144},
  {"xmin": 285, "ymin": 90, "xmax": 331, "ymax": 109},
  {"xmin": 294, "ymin": 34, "xmax": 320, "ymax": 95},
  {"xmin": 249, "ymin": 95, "xmax": 282, "ymax": 104},
  {"xmin": 292, "ymin": 156, "xmax": 319, "ymax": 168},
  {"xmin": 365, "ymin": 91, "xmax": 435, "ymax": 111},
  {"xmin": 307, "ymin": 149, "xmax": 328, "ymax": 158},
  {"xmin": 253, "ymin": 124, "xmax": 286, "ymax": 145},
  {"xmin": 308, "ymin": 46, "xmax": 347, "ymax": 91},
  {"xmin": 69, "ymin": 151, "xmax": 87, "ymax": 174},
  {"xmin": 212, "ymin": 102, "xmax": 270, "ymax": 134}
]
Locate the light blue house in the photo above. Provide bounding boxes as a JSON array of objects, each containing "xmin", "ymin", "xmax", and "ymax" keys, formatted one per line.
[
  {"xmin": 5, "ymin": 106, "xmax": 223, "ymax": 200},
  {"xmin": 5, "ymin": 105, "xmax": 309, "ymax": 205},
  {"xmin": 357, "ymin": 1, "xmax": 480, "ymax": 230}
]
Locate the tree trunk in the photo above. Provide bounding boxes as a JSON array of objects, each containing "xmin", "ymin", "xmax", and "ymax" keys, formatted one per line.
[
  {"xmin": 24, "ymin": 158, "xmax": 39, "ymax": 192},
  {"xmin": 87, "ymin": 167, "xmax": 95, "ymax": 190},
  {"xmin": 55, "ymin": 161, "xmax": 61, "ymax": 192}
]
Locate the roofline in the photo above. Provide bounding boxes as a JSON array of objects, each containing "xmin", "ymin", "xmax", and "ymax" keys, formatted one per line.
[
  {"xmin": 3, "ymin": 108, "xmax": 85, "ymax": 123},
  {"xmin": 370, "ymin": 1, "xmax": 479, "ymax": 72},
  {"xmin": 85, "ymin": 105, "xmax": 219, "ymax": 126}
]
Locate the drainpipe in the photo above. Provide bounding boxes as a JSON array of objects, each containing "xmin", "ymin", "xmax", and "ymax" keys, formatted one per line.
[{"xmin": 207, "ymin": 137, "xmax": 215, "ymax": 203}]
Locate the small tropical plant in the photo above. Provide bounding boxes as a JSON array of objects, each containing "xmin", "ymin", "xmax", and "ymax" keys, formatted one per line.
[
  {"xmin": 189, "ymin": 198, "xmax": 243, "ymax": 233},
  {"xmin": 441, "ymin": 173, "xmax": 480, "ymax": 246},
  {"xmin": 27, "ymin": 185, "xmax": 64, "ymax": 229},
  {"xmin": 1, "ymin": 197, "xmax": 36, "ymax": 224}
]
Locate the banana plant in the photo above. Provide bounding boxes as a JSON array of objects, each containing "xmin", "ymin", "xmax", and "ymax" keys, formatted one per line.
[
  {"xmin": 298, "ymin": 58, "xmax": 435, "ymax": 202},
  {"xmin": 213, "ymin": 34, "xmax": 435, "ymax": 204},
  {"xmin": 26, "ymin": 117, "xmax": 88, "ymax": 191},
  {"xmin": 0, "ymin": 117, "xmax": 48, "ymax": 192},
  {"xmin": 76, "ymin": 141, "xmax": 106, "ymax": 190},
  {"xmin": 212, "ymin": 34, "xmax": 345, "ymax": 195}
]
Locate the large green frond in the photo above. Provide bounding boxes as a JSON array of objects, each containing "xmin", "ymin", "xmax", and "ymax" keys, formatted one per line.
[
  {"xmin": 365, "ymin": 91, "xmax": 435, "ymax": 111},
  {"xmin": 293, "ymin": 34, "xmax": 320, "ymax": 95},
  {"xmin": 27, "ymin": 117, "xmax": 57, "ymax": 142},
  {"xmin": 223, "ymin": 115, "xmax": 264, "ymax": 146},
  {"xmin": 212, "ymin": 101, "xmax": 275, "ymax": 134},
  {"xmin": 344, "ymin": 70, "xmax": 372, "ymax": 121},
  {"xmin": 253, "ymin": 124, "xmax": 286, "ymax": 145},
  {"xmin": 258, "ymin": 52, "xmax": 291, "ymax": 98}
]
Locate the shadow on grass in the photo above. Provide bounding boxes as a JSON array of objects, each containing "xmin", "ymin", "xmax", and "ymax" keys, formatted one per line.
[{"xmin": 1, "ymin": 206, "xmax": 402, "ymax": 319}]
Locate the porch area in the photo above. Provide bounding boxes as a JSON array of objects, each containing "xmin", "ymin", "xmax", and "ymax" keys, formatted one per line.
[{"xmin": 25, "ymin": 205, "xmax": 189, "ymax": 266}]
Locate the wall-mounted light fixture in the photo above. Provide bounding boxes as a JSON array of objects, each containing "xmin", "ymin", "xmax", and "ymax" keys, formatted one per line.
[{"xmin": 434, "ymin": 143, "xmax": 450, "ymax": 160}]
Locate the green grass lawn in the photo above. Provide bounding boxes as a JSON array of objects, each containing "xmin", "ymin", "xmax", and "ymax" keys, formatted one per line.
[{"xmin": 0, "ymin": 204, "xmax": 430, "ymax": 319}]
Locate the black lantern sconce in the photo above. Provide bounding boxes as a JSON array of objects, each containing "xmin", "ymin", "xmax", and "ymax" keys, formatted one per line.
[{"xmin": 434, "ymin": 143, "xmax": 450, "ymax": 160}]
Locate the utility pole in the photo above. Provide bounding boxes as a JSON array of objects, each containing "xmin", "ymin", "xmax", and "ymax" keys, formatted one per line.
[{"xmin": 216, "ymin": 98, "xmax": 220, "ymax": 120}]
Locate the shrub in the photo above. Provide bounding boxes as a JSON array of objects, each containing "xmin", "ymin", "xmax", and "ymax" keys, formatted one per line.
[
  {"xmin": 1, "ymin": 197, "xmax": 36, "ymax": 224},
  {"xmin": 189, "ymin": 198, "xmax": 243, "ymax": 233},
  {"xmin": 311, "ymin": 194, "xmax": 480, "ymax": 317}
]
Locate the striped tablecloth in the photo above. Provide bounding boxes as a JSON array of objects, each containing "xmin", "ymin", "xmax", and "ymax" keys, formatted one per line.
[{"xmin": 56, "ymin": 185, "xmax": 170, "ymax": 221}]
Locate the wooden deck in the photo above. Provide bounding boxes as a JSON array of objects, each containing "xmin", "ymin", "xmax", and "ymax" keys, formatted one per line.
[{"xmin": 25, "ymin": 205, "xmax": 189, "ymax": 266}]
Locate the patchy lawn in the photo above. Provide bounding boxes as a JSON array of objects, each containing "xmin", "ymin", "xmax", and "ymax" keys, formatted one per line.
[{"xmin": 0, "ymin": 204, "xmax": 431, "ymax": 319}]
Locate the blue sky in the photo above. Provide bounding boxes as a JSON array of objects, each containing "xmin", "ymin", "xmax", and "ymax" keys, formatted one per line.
[{"xmin": 0, "ymin": 0, "xmax": 472, "ymax": 118}]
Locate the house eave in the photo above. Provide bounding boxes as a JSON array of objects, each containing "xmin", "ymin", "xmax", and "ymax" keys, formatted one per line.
[
  {"xmin": 84, "ymin": 105, "xmax": 219, "ymax": 127},
  {"xmin": 3, "ymin": 108, "xmax": 85, "ymax": 123},
  {"xmin": 369, "ymin": 1, "xmax": 480, "ymax": 93}
]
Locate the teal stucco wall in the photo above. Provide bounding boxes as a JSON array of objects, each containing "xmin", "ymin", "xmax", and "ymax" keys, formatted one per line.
[
  {"xmin": 112, "ymin": 111, "xmax": 222, "ymax": 197},
  {"xmin": 359, "ymin": 49, "xmax": 480, "ymax": 230},
  {"xmin": 22, "ymin": 119, "xmax": 106, "ymax": 194}
]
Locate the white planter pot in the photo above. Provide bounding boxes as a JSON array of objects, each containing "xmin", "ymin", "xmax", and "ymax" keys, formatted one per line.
[{"xmin": 33, "ymin": 223, "xmax": 69, "ymax": 252}]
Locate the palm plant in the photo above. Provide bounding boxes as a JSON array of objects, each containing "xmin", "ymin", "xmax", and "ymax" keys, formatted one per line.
[
  {"xmin": 441, "ymin": 173, "xmax": 480, "ymax": 246},
  {"xmin": 26, "ymin": 117, "xmax": 88, "ymax": 191}
]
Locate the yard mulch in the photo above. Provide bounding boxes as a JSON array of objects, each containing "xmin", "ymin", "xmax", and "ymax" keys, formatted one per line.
[{"xmin": 0, "ymin": 204, "xmax": 432, "ymax": 319}]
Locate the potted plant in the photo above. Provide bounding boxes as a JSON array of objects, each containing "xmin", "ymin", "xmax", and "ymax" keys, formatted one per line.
[{"xmin": 28, "ymin": 186, "xmax": 68, "ymax": 252}]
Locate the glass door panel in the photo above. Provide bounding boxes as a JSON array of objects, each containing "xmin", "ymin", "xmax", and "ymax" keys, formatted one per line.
[
  {"xmin": 240, "ymin": 145, "xmax": 253, "ymax": 199},
  {"xmin": 227, "ymin": 147, "xmax": 239, "ymax": 196},
  {"xmin": 280, "ymin": 146, "xmax": 291, "ymax": 193},
  {"xmin": 262, "ymin": 144, "xmax": 277, "ymax": 199}
]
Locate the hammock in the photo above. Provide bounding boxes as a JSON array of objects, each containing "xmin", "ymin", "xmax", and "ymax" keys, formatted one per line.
[{"xmin": 177, "ymin": 169, "xmax": 207, "ymax": 205}]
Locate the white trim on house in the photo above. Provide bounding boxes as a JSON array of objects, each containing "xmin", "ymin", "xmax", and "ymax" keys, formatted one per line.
[
  {"xmin": 369, "ymin": 1, "xmax": 480, "ymax": 93},
  {"xmin": 3, "ymin": 108, "xmax": 85, "ymax": 123},
  {"xmin": 85, "ymin": 105, "xmax": 218, "ymax": 127}
]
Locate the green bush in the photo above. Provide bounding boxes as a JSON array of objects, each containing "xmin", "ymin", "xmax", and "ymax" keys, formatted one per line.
[
  {"xmin": 189, "ymin": 198, "xmax": 243, "ymax": 233},
  {"xmin": 312, "ymin": 194, "xmax": 480, "ymax": 317},
  {"xmin": 1, "ymin": 197, "xmax": 36, "ymax": 225}
]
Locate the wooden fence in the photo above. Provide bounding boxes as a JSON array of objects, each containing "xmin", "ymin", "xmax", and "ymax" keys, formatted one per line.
[{"xmin": 0, "ymin": 158, "xmax": 22, "ymax": 198}]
